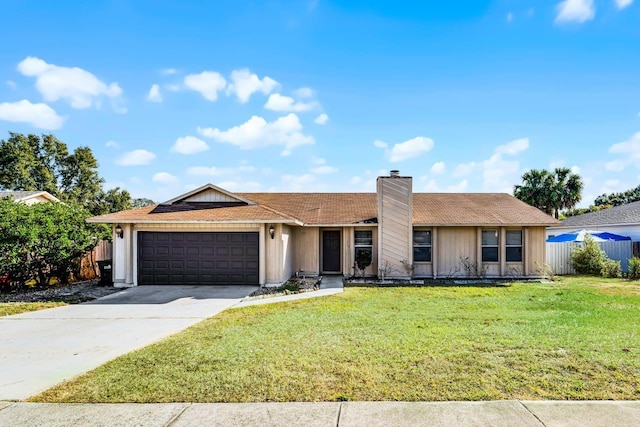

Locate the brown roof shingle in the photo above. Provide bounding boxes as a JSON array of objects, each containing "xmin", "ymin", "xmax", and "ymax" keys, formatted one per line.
[{"xmin": 88, "ymin": 192, "xmax": 560, "ymax": 226}]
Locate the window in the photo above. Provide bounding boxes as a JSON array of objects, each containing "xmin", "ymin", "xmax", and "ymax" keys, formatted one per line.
[
  {"xmin": 413, "ymin": 230, "xmax": 432, "ymax": 262},
  {"xmin": 354, "ymin": 230, "xmax": 373, "ymax": 264},
  {"xmin": 506, "ymin": 230, "xmax": 523, "ymax": 262},
  {"xmin": 482, "ymin": 229, "xmax": 499, "ymax": 262}
]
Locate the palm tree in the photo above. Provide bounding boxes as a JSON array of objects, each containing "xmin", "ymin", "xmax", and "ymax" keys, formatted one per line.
[{"xmin": 513, "ymin": 168, "xmax": 583, "ymax": 219}]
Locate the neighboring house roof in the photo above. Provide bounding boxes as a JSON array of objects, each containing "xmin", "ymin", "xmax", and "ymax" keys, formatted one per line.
[
  {"xmin": 551, "ymin": 201, "xmax": 640, "ymax": 228},
  {"xmin": 89, "ymin": 190, "xmax": 560, "ymax": 226},
  {"xmin": 0, "ymin": 190, "xmax": 60, "ymax": 203}
]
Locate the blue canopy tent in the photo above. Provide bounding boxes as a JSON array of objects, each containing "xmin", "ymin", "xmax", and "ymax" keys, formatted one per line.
[{"xmin": 547, "ymin": 229, "xmax": 632, "ymax": 243}]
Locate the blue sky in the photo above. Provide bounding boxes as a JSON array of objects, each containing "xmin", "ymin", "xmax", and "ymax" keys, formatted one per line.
[{"xmin": 0, "ymin": 0, "xmax": 639, "ymax": 205}]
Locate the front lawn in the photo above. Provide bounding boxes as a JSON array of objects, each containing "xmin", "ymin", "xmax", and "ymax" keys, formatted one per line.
[
  {"xmin": 34, "ymin": 276, "xmax": 640, "ymax": 402},
  {"xmin": 0, "ymin": 301, "xmax": 67, "ymax": 316}
]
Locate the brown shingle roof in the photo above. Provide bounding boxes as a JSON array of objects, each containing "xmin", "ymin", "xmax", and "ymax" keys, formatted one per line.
[
  {"xmin": 412, "ymin": 193, "xmax": 561, "ymax": 226},
  {"xmin": 87, "ymin": 204, "xmax": 295, "ymax": 223},
  {"xmin": 88, "ymin": 192, "xmax": 560, "ymax": 226}
]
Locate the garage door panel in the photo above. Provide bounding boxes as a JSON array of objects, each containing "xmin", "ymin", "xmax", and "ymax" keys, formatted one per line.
[{"xmin": 138, "ymin": 232, "xmax": 259, "ymax": 285}]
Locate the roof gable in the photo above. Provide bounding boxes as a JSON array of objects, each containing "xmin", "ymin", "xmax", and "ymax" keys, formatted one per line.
[
  {"xmin": 162, "ymin": 183, "xmax": 256, "ymax": 205},
  {"xmin": 0, "ymin": 190, "xmax": 60, "ymax": 203}
]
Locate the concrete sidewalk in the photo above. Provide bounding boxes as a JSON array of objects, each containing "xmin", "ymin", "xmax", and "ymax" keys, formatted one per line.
[{"xmin": 1, "ymin": 400, "xmax": 639, "ymax": 426}]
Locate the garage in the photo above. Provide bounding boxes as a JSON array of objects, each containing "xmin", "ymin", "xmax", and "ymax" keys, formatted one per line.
[{"xmin": 137, "ymin": 232, "xmax": 259, "ymax": 285}]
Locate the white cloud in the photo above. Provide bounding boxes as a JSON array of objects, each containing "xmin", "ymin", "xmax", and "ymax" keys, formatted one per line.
[
  {"xmin": 482, "ymin": 153, "xmax": 520, "ymax": 192},
  {"xmin": 447, "ymin": 179, "xmax": 468, "ymax": 192},
  {"xmin": 171, "ymin": 136, "xmax": 209, "ymax": 155},
  {"xmin": 614, "ymin": 0, "xmax": 633, "ymax": 9},
  {"xmin": 280, "ymin": 173, "xmax": 323, "ymax": 191},
  {"xmin": 147, "ymin": 84, "xmax": 162, "ymax": 102},
  {"xmin": 387, "ymin": 136, "xmax": 434, "ymax": 162},
  {"xmin": 609, "ymin": 131, "xmax": 640, "ymax": 158},
  {"xmin": 186, "ymin": 165, "xmax": 255, "ymax": 176},
  {"xmin": 294, "ymin": 87, "xmax": 314, "ymax": 98},
  {"xmin": 480, "ymin": 138, "xmax": 530, "ymax": 192},
  {"xmin": 605, "ymin": 160, "xmax": 626, "ymax": 172},
  {"xmin": 226, "ymin": 68, "xmax": 278, "ymax": 103},
  {"xmin": 160, "ymin": 68, "xmax": 177, "ymax": 75},
  {"xmin": 453, "ymin": 162, "xmax": 476, "ymax": 177},
  {"xmin": 314, "ymin": 113, "xmax": 329, "ymax": 125},
  {"xmin": 197, "ymin": 113, "xmax": 314, "ymax": 156},
  {"xmin": 105, "ymin": 140, "xmax": 119, "ymax": 149},
  {"xmin": 350, "ymin": 176, "xmax": 362, "ymax": 185},
  {"xmin": 430, "ymin": 162, "xmax": 446, "ymax": 175},
  {"xmin": 311, "ymin": 166, "xmax": 338, "ymax": 174},
  {"xmin": 184, "ymin": 71, "xmax": 227, "ymax": 101},
  {"xmin": 496, "ymin": 138, "xmax": 529, "ymax": 155},
  {"xmin": 152, "ymin": 172, "xmax": 179, "ymax": 185},
  {"xmin": 116, "ymin": 149, "xmax": 156, "ymax": 166},
  {"xmin": 165, "ymin": 84, "xmax": 180, "ymax": 92},
  {"xmin": 6, "ymin": 80, "xmax": 16, "ymax": 88},
  {"xmin": 0, "ymin": 99, "xmax": 64, "ymax": 130},
  {"xmin": 570, "ymin": 165, "xmax": 580, "ymax": 174},
  {"xmin": 312, "ymin": 157, "xmax": 326, "ymax": 165},
  {"xmin": 373, "ymin": 140, "xmax": 388, "ymax": 148},
  {"xmin": 216, "ymin": 181, "xmax": 263, "ymax": 192},
  {"xmin": 555, "ymin": 0, "xmax": 595, "ymax": 24},
  {"xmin": 264, "ymin": 93, "xmax": 317, "ymax": 112},
  {"xmin": 17, "ymin": 56, "xmax": 123, "ymax": 110},
  {"xmin": 507, "ymin": 12, "xmax": 513, "ymax": 22}
]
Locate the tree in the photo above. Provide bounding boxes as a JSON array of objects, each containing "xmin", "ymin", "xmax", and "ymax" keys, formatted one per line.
[
  {"xmin": 594, "ymin": 184, "xmax": 640, "ymax": 207},
  {"xmin": 0, "ymin": 132, "xmax": 134, "ymax": 215},
  {"xmin": 513, "ymin": 167, "xmax": 584, "ymax": 219},
  {"xmin": 132, "ymin": 197, "xmax": 156, "ymax": 208},
  {"xmin": 0, "ymin": 198, "xmax": 105, "ymax": 287}
]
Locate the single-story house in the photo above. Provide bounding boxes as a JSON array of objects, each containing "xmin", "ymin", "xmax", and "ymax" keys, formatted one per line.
[
  {"xmin": 546, "ymin": 201, "xmax": 640, "ymax": 242},
  {"xmin": 88, "ymin": 171, "xmax": 560, "ymax": 287},
  {"xmin": 0, "ymin": 190, "xmax": 60, "ymax": 204}
]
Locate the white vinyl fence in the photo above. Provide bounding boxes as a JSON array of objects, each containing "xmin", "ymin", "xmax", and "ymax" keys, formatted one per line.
[{"xmin": 546, "ymin": 241, "xmax": 633, "ymax": 275}]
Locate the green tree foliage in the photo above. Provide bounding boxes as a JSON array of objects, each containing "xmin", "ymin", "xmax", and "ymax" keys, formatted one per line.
[
  {"xmin": 0, "ymin": 198, "xmax": 105, "ymax": 287},
  {"xmin": 132, "ymin": 197, "xmax": 156, "ymax": 208},
  {"xmin": 570, "ymin": 235, "xmax": 606, "ymax": 275},
  {"xmin": 0, "ymin": 132, "xmax": 132, "ymax": 215},
  {"xmin": 628, "ymin": 257, "xmax": 640, "ymax": 280},
  {"xmin": 594, "ymin": 184, "xmax": 640, "ymax": 207},
  {"xmin": 563, "ymin": 204, "xmax": 612, "ymax": 218},
  {"xmin": 513, "ymin": 167, "xmax": 584, "ymax": 219}
]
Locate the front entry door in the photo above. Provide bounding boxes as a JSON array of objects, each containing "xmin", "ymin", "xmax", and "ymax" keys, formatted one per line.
[{"xmin": 322, "ymin": 230, "xmax": 341, "ymax": 272}]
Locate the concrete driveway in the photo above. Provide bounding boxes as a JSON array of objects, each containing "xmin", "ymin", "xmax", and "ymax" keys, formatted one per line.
[{"xmin": 0, "ymin": 285, "xmax": 257, "ymax": 400}]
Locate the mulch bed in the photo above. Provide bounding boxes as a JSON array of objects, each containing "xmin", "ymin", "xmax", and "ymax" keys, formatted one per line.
[
  {"xmin": 247, "ymin": 277, "xmax": 321, "ymax": 299},
  {"xmin": 0, "ymin": 280, "xmax": 122, "ymax": 304}
]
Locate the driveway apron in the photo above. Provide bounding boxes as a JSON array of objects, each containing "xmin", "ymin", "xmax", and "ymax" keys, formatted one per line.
[{"xmin": 0, "ymin": 285, "xmax": 257, "ymax": 400}]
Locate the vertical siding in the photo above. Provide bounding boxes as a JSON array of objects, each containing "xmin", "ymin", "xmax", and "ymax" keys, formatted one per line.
[
  {"xmin": 437, "ymin": 227, "xmax": 477, "ymax": 277},
  {"xmin": 546, "ymin": 240, "xmax": 633, "ymax": 274},
  {"xmin": 377, "ymin": 176, "xmax": 412, "ymax": 277},
  {"xmin": 292, "ymin": 227, "xmax": 319, "ymax": 275},
  {"xmin": 526, "ymin": 227, "xmax": 546, "ymax": 276},
  {"xmin": 184, "ymin": 189, "xmax": 241, "ymax": 202},
  {"xmin": 343, "ymin": 227, "xmax": 354, "ymax": 276},
  {"xmin": 282, "ymin": 225, "xmax": 293, "ymax": 282}
]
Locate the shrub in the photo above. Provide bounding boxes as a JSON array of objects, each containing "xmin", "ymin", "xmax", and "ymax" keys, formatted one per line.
[
  {"xmin": 570, "ymin": 235, "xmax": 606, "ymax": 275},
  {"xmin": 628, "ymin": 257, "xmax": 640, "ymax": 280},
  {"xmin": 601, "ymin": 259, "xmax": 621, "ymax": 278}
]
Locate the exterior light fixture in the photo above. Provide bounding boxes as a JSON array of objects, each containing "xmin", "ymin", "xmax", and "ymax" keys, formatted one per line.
[
  {"xmin": 269, "ymin": 224, "xmax": 275, "ymax": 239},
  {"xmin": 115, "ymin": 224, "xmax": 124, "ymax": 239}
]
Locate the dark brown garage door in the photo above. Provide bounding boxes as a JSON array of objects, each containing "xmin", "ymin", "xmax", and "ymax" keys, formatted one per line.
[{"xmin": 138, "ymin": 232, "xmax": 259, "ymax": 285}]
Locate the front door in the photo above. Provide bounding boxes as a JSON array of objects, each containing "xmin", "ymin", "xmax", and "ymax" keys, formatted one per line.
[{"xmin": 322, "ymin": 230, "xmax": 341, "ymax": 272}]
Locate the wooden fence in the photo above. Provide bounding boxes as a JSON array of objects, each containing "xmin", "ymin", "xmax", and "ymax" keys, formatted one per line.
[
  {"xmin": 77, "ymin": 240, "xmax": 112, "ymax": 280},
  {"xmin": 546, "ymin": 240, "xmax": 633, "ymax": 275}
]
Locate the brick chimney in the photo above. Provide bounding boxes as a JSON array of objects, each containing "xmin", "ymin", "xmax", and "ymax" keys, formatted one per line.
[{"xmin": 377, "ymin": 170, "xmax": 413, "ymax": 278}]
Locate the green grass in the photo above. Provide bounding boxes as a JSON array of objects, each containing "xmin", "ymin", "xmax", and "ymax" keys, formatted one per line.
[
  {"xmin": 33, "ymin": 276, "xmax": 640, "ymax": 403},
  {"xmin": 0, "ymin": 301, "xmax": 67, "ymax": 316}
]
